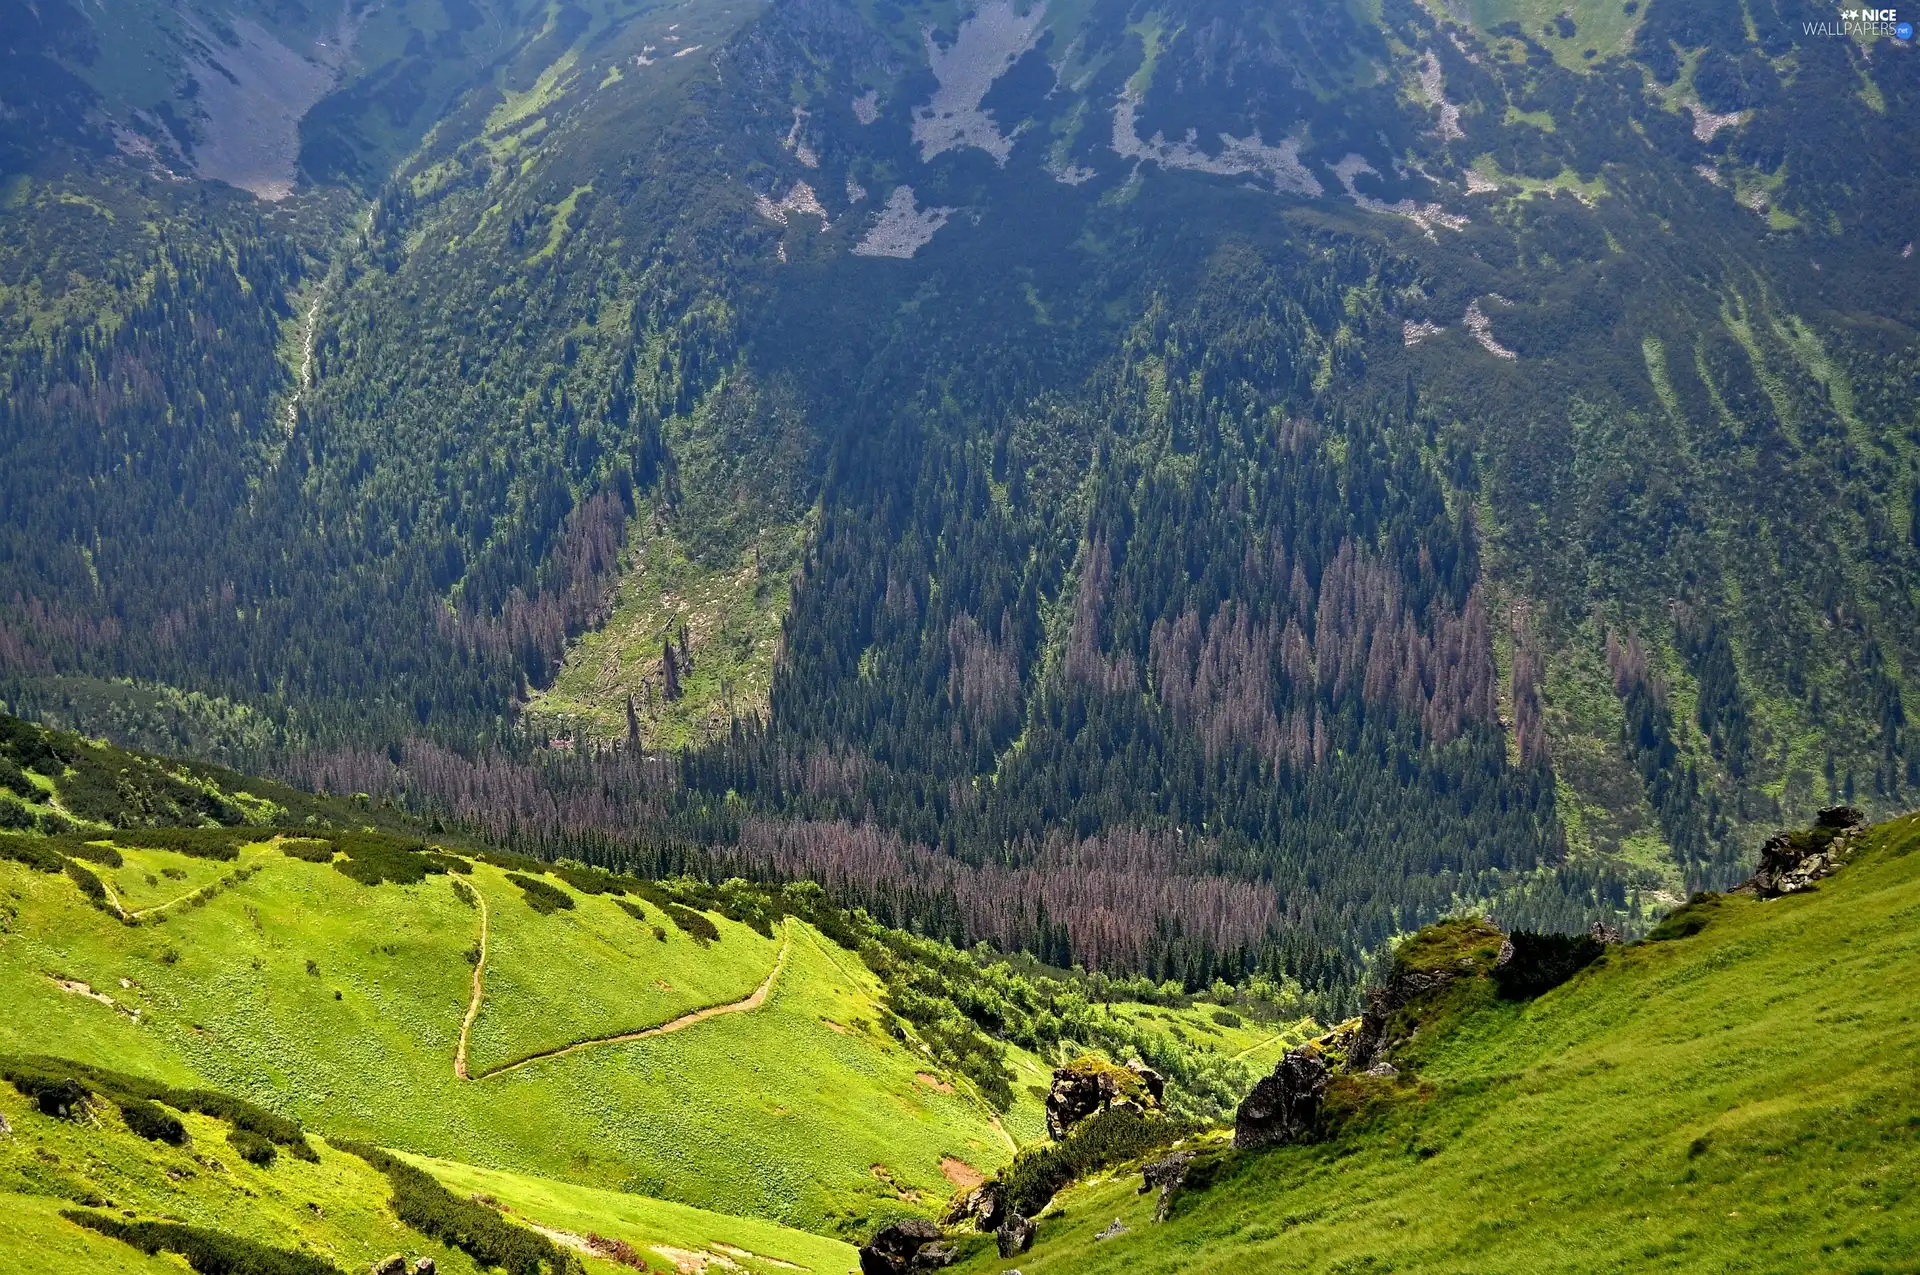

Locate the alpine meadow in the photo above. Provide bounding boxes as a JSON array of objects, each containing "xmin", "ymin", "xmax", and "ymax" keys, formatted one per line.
[{"xmin": 1, "ymin": 0, "xmax": 1917, "ymax": 1270}]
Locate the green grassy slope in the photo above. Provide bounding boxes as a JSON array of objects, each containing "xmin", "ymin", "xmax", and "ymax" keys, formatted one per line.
[
  {"xmin": 0, "ymin": 840, "xmax": 1021, "ymax": 1238},
  {"xmin": 951, "ymin": 811, "xmax": 1920, "ymax": 1274},
  {"xmin": 0, "ymin": 1084, "xmax": 854, "ymax": 1275},
  {"xmin": 401, "ymin": 1153, "xmax": 858, "ymax": 1274},
  {"xmin": 0, "ymin": 1096, "xmax": 492, "ymax": 1275}
]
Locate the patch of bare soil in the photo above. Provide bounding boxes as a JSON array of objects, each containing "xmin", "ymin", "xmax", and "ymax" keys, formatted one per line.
[{"xmin": 940, "ymin": 1156, "xmax": 985, "ymax": 1189}]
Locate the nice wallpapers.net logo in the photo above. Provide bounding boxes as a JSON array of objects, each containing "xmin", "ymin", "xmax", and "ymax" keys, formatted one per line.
[{"xmin": 1808, "ymin": 8, "xmax": 1915, "ymax": 38}]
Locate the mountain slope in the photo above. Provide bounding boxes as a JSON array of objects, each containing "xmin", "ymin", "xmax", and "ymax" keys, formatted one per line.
[
  {"xmin": 942, "ymin": 809, "xmax": 1920, "ymax": 1273},
  {"xmin": 3, "ymin": 0, "xmax": 1918, "ymax": 990}
]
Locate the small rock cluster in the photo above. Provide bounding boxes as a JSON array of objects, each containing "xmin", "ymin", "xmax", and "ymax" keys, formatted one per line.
[
  {"xmin": 1232, "ymin": 1046, "xmax": 1331, "ymax": 1150},
  {"xmin": 370, "ymin": 1257, "xmax": 433, "ymax": 1275},
  {"xmin": 945, "ymin": 1167, "xmax": 1038, "ymax": 1258},
  {"xmin": 1747, "ymin": 806, "xmax": 1866, "ymax": 897},
  {"xmin": 1138, "ymin": 1150, "xmax": 1192, "ymax": 1221},
  {"xmin": 996, "ymin": 1213, "xmax": 1037, "ymax": 1257},
  {"xmin": 1044, "ymin": 1057, "xmax": 1164, "ymax": 1140},
  {"xmin": 858, "ymin": 1219, "xmax": 956, "ymax": 1274}
]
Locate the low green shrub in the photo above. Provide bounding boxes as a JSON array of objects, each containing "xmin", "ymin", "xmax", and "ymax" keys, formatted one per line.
[
  {"xmin": 551, "ymin": 862, "xmax": 626, "ymax": 895},
  {"xmin": 0, "ymin": 754, "xmax": 36, "ymax": 797},
  {"xmin": 1211, "ymin": 1008, "xmax": 1244, "ymax": 1028},
  {"xmin": 0, "ymin": 796, "xmax": 33, "ymax": 830},
  {"xmin": 5, "ymin": 1069, "xmax": 90, "ymax": 1118},
  {"xmin": 475, "ymin": 848, "xmax": 550, "ymax": 875},
  {"xmin": 0, "ymin": 832, "xmax": 66, "ymax": 872},
  {"xmin": 1492, "ymin": 931, "xmax": 1605, "ymax": 999},
  {"xmin": 62, "ymin": 1211, "xmax": 343, "ymax": 1275},
  {"xmin": 337, "ymin": 1140, "xmax": 577, "ymax": 1274},
  {"xmin": 332, "ymin": 834, "xmax": 435, "ymax": 886},
  {"xmin": 1647, "ymin": 893, "xmax": 1723, "ymax": 942},
  {"xmin": 64, "ymin": 858, "xmax": 108, "ymax": 904},
  {"xmin": 227, "ymin": 1125, "xmax": 278, "ymax": 1166},
  {"xmin": 507, "ymin": 873, "xmax": 576, "ymax": 914},
  {"xmin": 662, "ymin": 902, "xmax": 718, "ymax": 945},
  {"xmin": 109, "ymin": 828, "xmax": 250, "ymax": 860},
  {"xmin": 279, "ymin": 839, "xmax": 336, "ymax": 863},
  {"xmin": 1, "ymin": 1056, "xmax": 317, "ymax": 1160},
  {"xmin": 118, "ymin": 1097, "xmax": 186, "ymax": 1144},
  {"xmin": 66, "ymin": 841, "xmax": 125, "ymax": 868},
  {"xmin": 993, "ymin": 1108, "xmax": 1191, "ymax": 1217}
]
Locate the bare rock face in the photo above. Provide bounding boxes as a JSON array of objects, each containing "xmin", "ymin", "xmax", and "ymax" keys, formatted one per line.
[
  {"xmin": 1589, "ymin": 919, "xmax": 1623, "ymax": 945},
  {"xmin": 1492, "ymin": 930, "xmax": 1606, "ymax": 1000},
  {"xmin": 860, "ymin": 1219, "xmax": 954, "ymax": 1275},
  {"xmin": 1345, "ymin": 917, "xmax": 1505, "ymax": 1073},
  {"xmin": 947, "ymin": 1181, "xmax": 1006, "ymax": 1232},
  {"xmin": 1748, "ymin": 806, "xmax": 1867, "ymax": 897},
  {"xmin": 370, "ymin": 1256, "xmax": 406, "ymax": 1275},
  {"xmin": 1233, "ymin": 1046, "xmax": 1330, "ymax": 1149},
  {"xmin": 995, "ymin": 1213, "xmax": 1037, "ymax": 1257},
  {"xmin": 1044, "ymin": 1057, "xmax": 1160, "ymax": 1140},
  {"xmin": 1127, "ymin": 1060, "xmax": 1166, "ymax": 1105},
  {"xmin": 1139, "ymin": 1150, "xmax": 1193, "ymax": 1221},
  {"xmin": 1345, "ymin": 967, "xmax": 1456, "ymax": 1074}
]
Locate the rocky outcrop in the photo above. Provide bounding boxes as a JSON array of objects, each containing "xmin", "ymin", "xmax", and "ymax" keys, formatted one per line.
[
  {"xmin": 995, "ymin": 1214, "xmax": 1037, "ymax": 1257},
  {"xmin": 1346, "ymin": 917, "xmax": 1504, "ymax": 1073},
  {"xmin": 1233, "ymin": 1045, "xmax": 1329, "ymax": 1149},
  {"xmin": 370, "ymin": 1257, "xmax": 405, "ymax": 1275},
  {"xmin": 1128, "ymin": 1059, "xmax": 1166, "ymax": 1104},
  {"xmin": 859, "ymin": 1220, "xmax": 956, "ymax": 1274},
  {"xmin": 1747, "ymin": 806, "xmax": 1867, "ymax": 897},
  {"xmin": 1139, "ymin": 1150, "xmax": 1192, "ymax": 1221},
  {"xmin": 1492, "ymin": 930, "xmax": 1606, "ymax": 1000},
  {"xmin": 1346, "ymin": 967, "xmax": 1456, "ymax": 1074},
  {"xmin": 947, "ymin": 1181, "xmax": 1006, "ymax": 1232},
  {"xmin": 1044, "ymin": 1056, "xmax": 1161, "ymax": 1140}
]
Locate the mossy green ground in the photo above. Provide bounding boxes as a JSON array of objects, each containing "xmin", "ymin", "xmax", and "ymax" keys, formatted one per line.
[
  {"xmin": 0, "ymin": 843, "xmax": 1022, "ymax": 1247},
  {"xmin": 952, "ymin": 813, "xmax": 1920, "ymax": 1274}
]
